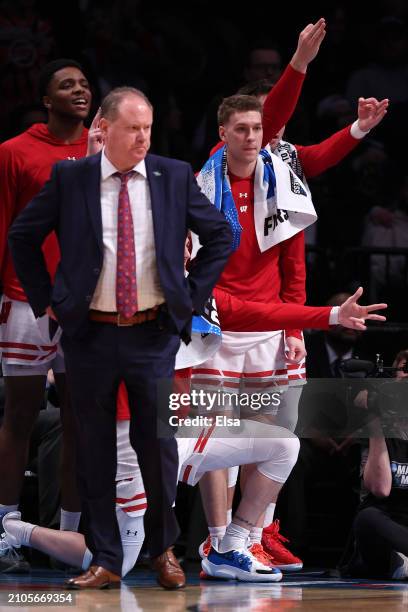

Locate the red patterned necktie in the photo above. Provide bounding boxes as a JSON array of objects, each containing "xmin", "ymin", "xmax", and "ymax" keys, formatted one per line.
[{"xmin": 115, "ymin": 171, "xmax": 138, "ymax": 318}]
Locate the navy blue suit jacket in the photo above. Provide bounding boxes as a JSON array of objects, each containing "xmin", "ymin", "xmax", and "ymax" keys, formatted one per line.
[{"xmin": 9, "ymin": 152, "xmax": 233, "ymax": 338}]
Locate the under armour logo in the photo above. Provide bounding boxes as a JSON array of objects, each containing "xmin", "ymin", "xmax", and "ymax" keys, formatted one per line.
[
  {"xmin": 240, "ymin": 206, "xmax": 248, "ymax": 213},
  {"xmin": 239, "ymin": 193, "xmax": 248, "ymax": 198},
  {"xmin": 67, "ymin": 156, "xmax": 77, "ymax": 161},
  {"xmin": 126, "ymin": 529, "xmax": 138, "ymax": 536}
]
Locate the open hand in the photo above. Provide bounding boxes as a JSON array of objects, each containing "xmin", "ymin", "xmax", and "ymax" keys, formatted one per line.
[
  {"xmin": 338, "ymin": 287, "xmax": 387, "ymax": 330},
  {"xmin": 357, "ymin": 97, "xmax": 389, "ymax": 132}
]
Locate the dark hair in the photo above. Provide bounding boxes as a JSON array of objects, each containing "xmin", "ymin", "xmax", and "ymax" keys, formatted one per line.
[
  {"xmin": 100, "ymin": 87, "xmax": 153, "ymax": 120},
  {"xmin": 217, "ymin": 95, "xmax": 262, "ymax": 126},
  {"xmin": 39, "ymin": 58, "xmax": 84, "ymax": 98},
  {"xmin": 237, "ymin": 79, "xmax": 276, "ymax": 97}
]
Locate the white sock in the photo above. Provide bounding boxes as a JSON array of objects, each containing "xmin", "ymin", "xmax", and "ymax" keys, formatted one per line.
[
  {"xmin": 3, "ymin": 513, "xmax": 35, "ymax": 547},
  {"xmin": 121, "ymin": 516, "xmax": 145, "ymax": 577},
  {"xmin": 60, "ymin": 509, "xmax": 81, "ymax": 532},
  {"xmin": 249, "ymin": 527, "xmax": 263, "ymax": 546},
  {"xmin": 226, "ymin": 509, "xmax": 232, "ymax": 526},
  {"xmin": 0, "ymin": 504, "xmax": 18, "ymax": 524},
  {"xmin": 208, "ymin": 525, "xmax": 226, "ymax": 551},
  {"xmin": 263, "ymin": 503, "xmax": 276, "ymax": 528},
  {"xmin": 219, "ymin": 522, "xmax": 250, "ymax": 553},
  {"xmin": 82, "ymin": 548, "xmax": 93, "ymax": 571}
]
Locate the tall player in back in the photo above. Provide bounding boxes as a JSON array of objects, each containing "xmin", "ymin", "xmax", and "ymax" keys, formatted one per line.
[{"xmin": 0, "ymin": 59, "xmax": 91, "ymax": 569}]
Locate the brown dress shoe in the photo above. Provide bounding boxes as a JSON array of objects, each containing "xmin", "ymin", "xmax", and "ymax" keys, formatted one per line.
[
  {"xmin": 65, "ymin": 565, "xmax": 121, "ymax": 589},
  {"xmin": 151, "ymin": 548, "xmax": 186, "ymax": 589}
]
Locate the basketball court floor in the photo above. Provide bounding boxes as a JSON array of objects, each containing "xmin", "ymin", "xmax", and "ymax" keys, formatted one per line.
[{"xmin": 1, "ymin": 567, "xmax": 407, "ymax": 611}]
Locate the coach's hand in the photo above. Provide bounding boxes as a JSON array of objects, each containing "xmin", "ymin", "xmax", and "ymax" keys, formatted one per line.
[{"xmin": 338, "ymin": 287, "xmax": 387, "ymax": 330}]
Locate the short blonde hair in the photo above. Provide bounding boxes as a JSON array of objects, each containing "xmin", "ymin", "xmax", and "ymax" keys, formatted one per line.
[{"xmin": 217, "ymin": 94, "xmax": 262, "ymax": 126}]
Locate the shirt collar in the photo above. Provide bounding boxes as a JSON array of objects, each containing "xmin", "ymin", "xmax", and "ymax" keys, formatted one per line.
[{"xmin": 101, "ymin": 149, "xmax": 147, "ymax": 180}]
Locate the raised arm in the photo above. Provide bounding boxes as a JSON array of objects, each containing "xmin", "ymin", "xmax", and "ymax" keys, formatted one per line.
[
  {"xmin": 209, "ymin": 19, "xmax": 326, "ymax": 158},
  {"xmin": 262, "ymin": 18, "xmax": 326, "ymax": 146}
]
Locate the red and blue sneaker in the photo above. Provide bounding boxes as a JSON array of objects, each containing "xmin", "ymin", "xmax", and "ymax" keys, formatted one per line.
[{"xmin": 202, "ymin": 547, "xmax": 282, "ymax": 582}]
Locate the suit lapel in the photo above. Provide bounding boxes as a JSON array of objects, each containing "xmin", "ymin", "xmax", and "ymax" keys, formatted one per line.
[
  {"xmin": 82, "ymin": 153, "xmax": 103, "ymax": 253},
  {"xmin": 146, "ymin": 155, "xmax": 165, "ymax": 257}
]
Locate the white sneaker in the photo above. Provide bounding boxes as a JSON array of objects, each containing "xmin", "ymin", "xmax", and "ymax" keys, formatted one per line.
[
  {"xmin": 202, "ymin": 547, "xmax": 282, "ymax": 582},
  {"xmin": 0, "ymin": 532, "xmax": 11, "ymax": 555},
  {"xmin": 0, "ymin": 526, "xmax": 30, "ymax": 574},
  {"xmin": 391, "ymin": 551, "xmax": 408, "ymax": 580}
]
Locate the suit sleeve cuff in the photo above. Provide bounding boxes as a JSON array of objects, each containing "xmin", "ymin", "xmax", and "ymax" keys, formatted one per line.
[
  {"xmin": 350, "ymin": 120, "xmax": 370, "ymax": 140},
  {"xmin": 329, "ymin": 306, "xmax": 340, "ymax": 325}
]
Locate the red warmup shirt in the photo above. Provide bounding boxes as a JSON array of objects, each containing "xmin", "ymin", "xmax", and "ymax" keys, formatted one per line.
[
  {"xmin": 211, "ymin": 127, "xmax": 361, "ymax": 336},
  {"xmin": 210, "ymin": 63, "xmax": 361, "ymax": 336},
  {"xmin": 0, "ymin": 123, "xmax": 88, "ymax": 301},
  {"xmin": 216, "ymin": 174, "xmax": 305, "ymax": 337}
]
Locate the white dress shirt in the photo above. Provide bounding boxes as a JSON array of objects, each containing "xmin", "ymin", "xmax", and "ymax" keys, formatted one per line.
[{"xmin": 90, "ymin": 151, "xmax": 165, "ymax": 312}]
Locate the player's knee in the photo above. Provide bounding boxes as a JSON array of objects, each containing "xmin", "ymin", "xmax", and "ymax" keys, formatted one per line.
[
  {"xmin": 284, "ymin": 435, "xmax": 300, "ymax": 469},
  {"xmin": 273, "ymin": 435, "xmax": 300, "ymax": 467},
  {"xmin": 258, "ymin": 436, "xmax": 300, "ymax": 483}
]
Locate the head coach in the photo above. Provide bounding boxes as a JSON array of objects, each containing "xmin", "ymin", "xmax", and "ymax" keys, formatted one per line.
[{"xmin": 8, "ymin": 86, "xmax": 233, "ymax": 589}]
